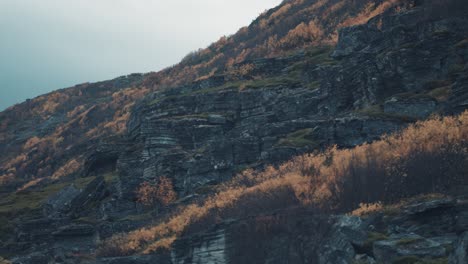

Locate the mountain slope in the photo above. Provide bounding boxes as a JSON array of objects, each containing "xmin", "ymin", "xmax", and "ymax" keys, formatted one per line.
[
  {"xmin": 1, "ymin": 0, "xmax": 468, "ymax": 263},
  {"xmin": 0, "ymin": 0, "xmax": 411, "ymax": 191}
]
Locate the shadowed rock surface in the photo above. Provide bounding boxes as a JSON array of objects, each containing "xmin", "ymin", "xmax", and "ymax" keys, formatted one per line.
[{"xmin": 1, "ymin": 0, "xmax": 468, "ymax": 263}]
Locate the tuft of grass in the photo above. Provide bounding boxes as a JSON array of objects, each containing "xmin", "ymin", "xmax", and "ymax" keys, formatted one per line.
[
  {"xmin": 239, "ymin": 76, "xmax": 301, "ymax": 90},
  {"xmin": 424, "ymin": 80, "xmax": 451, "ymax": 90},
  {"xmin": 0, "ymin": 257, "xmax": 11, "ymax": 264},
  {"xmin": 306, "ymin": 80, "xmax": 321, "ymax": 90},
  {"xmin": 362, "ymin": 231, "xmax": 388, "ymax": 253},
  {"xmin": 355, "ymin": 105, "xmax": 417, "ymax": 122},
  {"xmin": 169, "ymin": 113, "xmax": 210, "ymax": 120},
  {"xmin": 396, "ymin": 237, "xmax": 423, "ymax": 246},
  {"xmin": 432, "ymin": 30, "xmax": 451, "ymax": 37},
  {"xmin": 76, "ymin": 215, "xmax": 98, "ymax": 224},
  {"xmin": 350, "ymin": 202, "xmax": 383, "ymax": 217},
  {"xmin": 148, "ymin": 95, "xmax": 182, "ymax": 106},
  {"xmin": 277, "ymin": 128, "xmax": 317, "ymax": 147},
  {"xmin": 194, "ymin": 184, "xmax": 219, "ymax": 195},
  {"xmin": 303, "ymin": 46, "xmax": 337, "ymax": 65},
  {"xmin": 348, "ymin": 193, "xmax": 448, "ymax": 217},
  {"xmin": 355, "ymin": 104, "xmax": 384, "ymax": 116},
  {"xmin": 119, "ymin": 212, "xmax": 153, "ymax": 222},
  {"xmin": 448, "ymin": 64, "xmax": 464, "ymax": 76},
  {"xmin": 428, "ymin": 86, "xmax": 451, "ymax": 102},
  {"xmin": 103, "ymin": 172, "xmax": 119, "ymax": 184},
  {"xmin": 455, "ymin": 38, "xmax": 468, "ymax": 49},
  {"xmin": 391, "ymin": 92, "xmax": 433, "ymax": 100}
]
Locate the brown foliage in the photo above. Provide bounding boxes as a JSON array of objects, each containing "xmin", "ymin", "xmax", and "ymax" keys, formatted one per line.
[
  {"xmin": 51, "ymin": 158, "xmax": 81, "ymax": 180},
  {"xmin": 23, "ymin": 136, "xmax": 41, "ymax": 150},
  {"xmin": 99, "ymin": 111, "xmax": 467, "ymax": 255},
  {"xmin": 143, "ymin": 0, "xmax": 410, "ymax": 88},
  {"xmin": 136, "ymin": 177, "xmax": 177, "ymax": 208},
  {"xmin": 279, "ymin": 19, "xmax": 324, "ymax": 49}
]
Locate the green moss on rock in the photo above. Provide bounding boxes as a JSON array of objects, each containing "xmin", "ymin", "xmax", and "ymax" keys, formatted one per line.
[{"xmin": 277, "ymin": 128, "xmax": 317, "ymax": 147}]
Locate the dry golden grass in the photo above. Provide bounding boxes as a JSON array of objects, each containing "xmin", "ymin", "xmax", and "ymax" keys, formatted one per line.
[
  {"xmin": 23, "ymin": 136, "xmax": 41, "ymax": 150},
  {"xmin": 51, "ymin": 158, "xmax": 81, "ymax": 180},
  {"xmin": 16, "ymin": 178, "xmax": 46, "ymax": 192},
  {"xmin": 339, "ymin": 0, "xmax": 402, "ymax": 27},
  {"xmin": 350, "ymin": 202, "xmax": 384, "ymax": 216},
  {"xmin": 0, "ymin": 257, "xmax": 11, "ymax": 264},
  {"xmin": 0, "ymin": 173, "xmax": 15, "ymax": 186},
  {"xmin": 144, "ymin": 0, "xmax": 410, "ymax": 89},
  {"xmin": 98, "ymin": 111, "xmax": 468, "ymax": 256},
  {"xmin": 349, "ymin": 193, "xmax": 448, "ymax": 217},
  {"xmin": 279, "ymin": 20, "xmax": 324, "ymax": 49},
  {"xmin": 270, "ymin": 3, "xmax": 293, "ymax": 22}
]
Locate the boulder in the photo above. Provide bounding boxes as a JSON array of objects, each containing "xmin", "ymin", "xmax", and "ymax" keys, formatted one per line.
[
  {"xmin": 384, "ymin": 96, "xmax": 438, "ymax": 119},
  {"xmin": 318, "ymin": 216, "xmax": 368, "ymax": 264},
  {"xmin": 43, "ymin": 184, "xmax": 80, "ymax": 218},
  {"xmin": 403, "ymin": 198, "xmax": 456, "ymax": 215},
  {"xmin": 373, "ymin": 234, "xmax": 447, "ymax": 263},
  {"xmin": 450, "ymin": 232, "xmax": 468, "ymax": 264},
  {"xmin": 69, "ymin": 176, "xmax": 107, "ymax": 217}
]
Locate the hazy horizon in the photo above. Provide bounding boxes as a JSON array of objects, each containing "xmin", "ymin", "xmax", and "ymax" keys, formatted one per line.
[{"xmin": 0, "ymin": 0, "xmax": 282, "ymax": 111}]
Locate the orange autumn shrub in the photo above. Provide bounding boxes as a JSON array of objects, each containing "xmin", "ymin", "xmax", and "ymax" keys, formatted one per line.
[{"xmin": 136, "ymin": 177, "xmax": 177, "ymax": 208}]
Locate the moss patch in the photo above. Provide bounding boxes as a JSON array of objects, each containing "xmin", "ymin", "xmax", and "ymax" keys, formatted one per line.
[
  {"xmin": 423, "ymin": 80, "xmax": 452, "ymax": 102},
  {"xmin": 361, "ymin": 231, "xmax": 388, "ymax": 254},
  {"xmin": 455, "ymin": 38, "xmax": 468, "ymax": 49},
  {"xmin": 169, "ymin": 113, "xmax": 211, "ymax": 120},
  {"xmin": 104, "ymin": 173, "xmax": 118, "ymax": 183},
  {"xmin": 391, "ymin": 92, "xmax": 433, "ymax": 100},
  {"xmin": 0, "ymin": 257, "xmax": 11, "ymax": 264},
  {"xmin": 354, "ymin": 104, "xmax": 417, "ymax": 122},
  {"xmin": 0, "ymin": 176, "xmax": 96, "ymax": 214},
  {"xmin": 194, "ymin": 184, "xmax": 219, "ymax": 195},
  {"xmin": 304, "ymin": 46, "xmax": 336, "ymax": 65},
  {"xmin": 396, "ymin": 237, "xmax": 424, "ymax": 246},
  {"xmin": 240, "ymin": 76, "xmax": 301, "ymax": 90},
  {"xmin": 428, "ymin": 86, "xmax": 451, "ymax": 102},
  {"xmin": 277, "ymin": 128, "xmax": 317, "ymax": 147},
  {"xmin": 119, "ymin": 212, "xmax": 153, "ymax": 222},
  {"xmin": 448, "ymin": 64, "xmax": 464, "ymax": 76}
]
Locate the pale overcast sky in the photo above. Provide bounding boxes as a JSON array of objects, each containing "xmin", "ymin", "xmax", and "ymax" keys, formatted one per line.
[{"xmin": 0, "ymin": 0, "xmax": 282, "ymax": 110}]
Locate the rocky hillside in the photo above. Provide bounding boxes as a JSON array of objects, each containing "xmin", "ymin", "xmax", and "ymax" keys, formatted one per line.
[
  {"xmin": 98, "ymin": 194, "xmax": 468, "ymax": 264},
  {"xmin": 1, "ymin": 0, "xmax": 468, "ymax": 263},
  {"xmin": 0, "ymin": 0, "xmax": 413, "ymax": 191}
]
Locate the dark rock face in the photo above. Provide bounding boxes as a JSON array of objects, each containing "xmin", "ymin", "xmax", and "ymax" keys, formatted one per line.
[
  {"xmin": 4, "ymin": 1, "xmax": 468, "ymax": 263},
  {"xmin": 373, "ymin": 233, "xmax": 448, "ymax": 263},
  {"xmin": 52, "ymin": 224, "xmax": 95, "ymax": 237},
  {"xmin": 451, "ymin": 232, "xmax": 468, "ymax": 264},
  {"xmin": 115, "ymin": 2, "xmax": 468, "ymax": 201},
  {"xmin": 43, "ymin": 185, "xmax": 80, "ymax": 218},
  {"xmin": 86, "ymin": 196, "xmax": 468, "ymax": 264},
  {"xmin": 68, "ymin": 176, "xmax": 108, "ymax": 218},
  {"xmin": 383, "ymin": 96, "xmax": 438, "ymax": 119}
]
